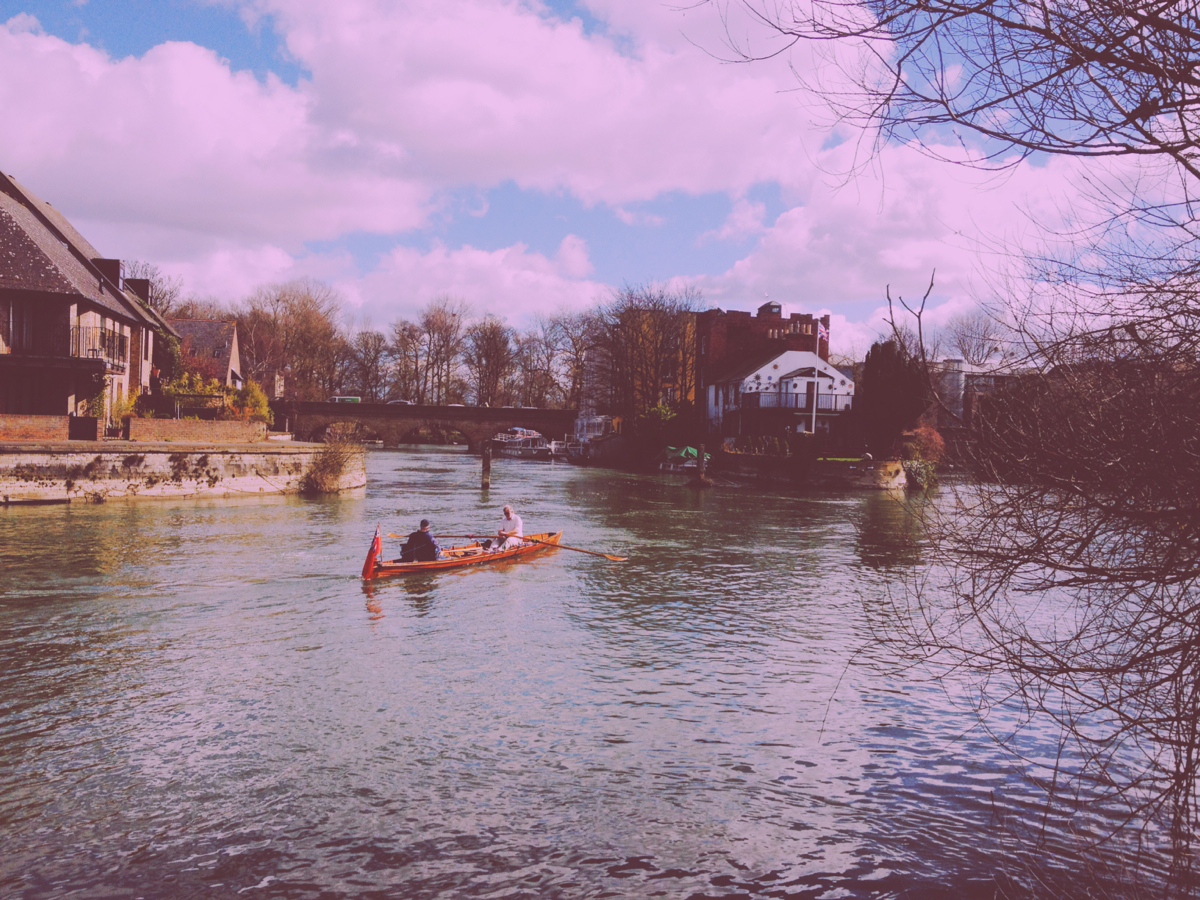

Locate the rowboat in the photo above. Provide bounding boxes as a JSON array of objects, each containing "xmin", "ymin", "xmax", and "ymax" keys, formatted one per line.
[{"xmin": 361, "ymin": 530, "xmax": 563, "ymax": 579}]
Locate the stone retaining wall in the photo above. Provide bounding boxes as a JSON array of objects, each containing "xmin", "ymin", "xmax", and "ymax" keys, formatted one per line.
[{"xmin": 0, "ymin": 441, "xmax": 366, "ymax": 504}]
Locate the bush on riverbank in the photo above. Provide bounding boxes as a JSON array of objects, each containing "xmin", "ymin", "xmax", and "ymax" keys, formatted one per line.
[{"xmin": 300, "ymin": 439, "xmax": 365, "ymax": 494}]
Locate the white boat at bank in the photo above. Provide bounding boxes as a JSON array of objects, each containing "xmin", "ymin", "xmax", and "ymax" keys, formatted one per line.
[{"xmin": 493, "ymin": 428, "xmax": 552, "ymax": 460}]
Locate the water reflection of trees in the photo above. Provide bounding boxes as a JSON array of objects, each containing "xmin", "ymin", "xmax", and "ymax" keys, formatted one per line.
[
  {"xmin": 894, "ymin": 464, "xmax": 1200, "ymax": 897},
  {"xmin": 853, "ymin": 490, "xmax": 928, "ymax": 570}
]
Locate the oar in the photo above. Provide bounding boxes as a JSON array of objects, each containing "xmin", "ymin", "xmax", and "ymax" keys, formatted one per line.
[{"xmin": 524, "ymin": 535, "xmax": 627, "ymax": 562}]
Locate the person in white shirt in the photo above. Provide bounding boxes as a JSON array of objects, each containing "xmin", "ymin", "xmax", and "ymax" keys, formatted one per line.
[{"xmin": 491, "ymin": 505, "xmax": 523, "ymax": 550}]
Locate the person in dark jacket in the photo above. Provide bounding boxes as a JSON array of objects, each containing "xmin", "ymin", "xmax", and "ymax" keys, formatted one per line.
[{"xmin": 400, "ymin": 519, "xmax": 442, "ymax": 562}]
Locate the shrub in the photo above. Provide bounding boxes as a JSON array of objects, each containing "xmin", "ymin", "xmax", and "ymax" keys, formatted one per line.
[
  {"xmin": 898, "ymin": 425, "xmax": 945, "ymax": 463},
  {"xmin": 228, "ymin": 381, "xmax": 274, "ymax": 426},
  {"xmin": 300, "ymin": 439, "xmax": 364, "ymax": 494},
  {"xmin": 903, "ymin": 459, "xmax": 938, "ymax": 489}
]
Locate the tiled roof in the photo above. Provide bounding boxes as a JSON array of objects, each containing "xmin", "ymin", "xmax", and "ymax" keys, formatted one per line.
[
  {"xmin": 705, "ymin": 349, "xmax": 787, "ymax": 385},
  {"xmin": 0, "ymin": 172, "xmax": 153, "ymax": 325},
  {"xmin": 0, "ymin": 200, "xmax": 79, "ymax": 295},
  {"xmin": 169, "ymin": 318, "xmax": 237, "ymax": 376}
]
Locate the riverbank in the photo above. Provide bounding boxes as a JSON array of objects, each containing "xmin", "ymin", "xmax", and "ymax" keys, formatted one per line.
[
  {"xmin": 0, "ymin": 440, "xmax": 366, "ymax": 504},
  {"xmin": 705, "ymin": 451, "xmax": 907, "ymax": 489}
]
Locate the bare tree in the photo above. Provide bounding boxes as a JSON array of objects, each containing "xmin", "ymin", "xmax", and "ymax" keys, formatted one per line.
[
  {"xmin": 349, "ymin": 329, "xmax": 391, "ymax": 403},
  {"xmin": 592, "ymin": 284, "xmax": 706, "ymax": 421},
  {"xmin": 715, "ymin": 0, "xmax": 1200, "ymax": 178},
  {"xmin": 237, "ymin": 278, "xmax": 349, "ymax": 401},
  {"xmin": 389, "ymin": 319, "xmax": 425, "ymax": 403},
  {"xmin": 512, "ymin": 316, "xmax": 564, "ymax": 408},
  {"xmin": 125, "ymin": 260, "xmax": 185, "ymax": 317},
  {"xmin": 707, "ymin": 3, "xmax": 1200, "ymax": 888},
  {"xmin": 419, "ymin": 296, "xmax": 469, "ymax": 404},
  {"xmin": 463, "ymin": 316, "xmax": 515, "ymax": 407},
  {"xmin": 946, "ymin": 310, "xmax": 1004, "ymax": 365},
  {"xmin": 549, "ymin": 309, "xmax": 596, "ymax": 410}
]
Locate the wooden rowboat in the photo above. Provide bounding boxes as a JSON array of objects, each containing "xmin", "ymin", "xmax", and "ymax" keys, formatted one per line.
[{"xmin": 361, "ymin": 530, "xmax": 563, "ymax": 579}]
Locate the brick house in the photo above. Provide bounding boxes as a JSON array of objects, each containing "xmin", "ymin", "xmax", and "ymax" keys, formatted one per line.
[
  {"xmin": 696, "ymin": 301, "xmax": 831, "ymax": 375},
  {"xmin": 0, "ymin": 172, "xmax": 177, "ymax": 419},
  {"xmin": 696, "ymin": 302, "xmax": 852, "ymax": 438}
]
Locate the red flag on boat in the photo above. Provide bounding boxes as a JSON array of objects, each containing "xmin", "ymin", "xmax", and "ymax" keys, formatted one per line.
[{"xmin": 361, "ymin": 525, "xmax": 382, "ymax": 578}]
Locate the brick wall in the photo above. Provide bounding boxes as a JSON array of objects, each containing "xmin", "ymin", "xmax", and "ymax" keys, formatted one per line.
[
  {"xmin": 0, "ymin": 415, "xmax": 70, "ymax": 441},
  {"xmin": 127, "ymin": 419, "xmax": 267, "ymax": 443}
]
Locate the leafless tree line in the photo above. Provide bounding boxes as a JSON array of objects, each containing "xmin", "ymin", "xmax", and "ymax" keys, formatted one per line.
[{"xmin": 143, "ymin": 274, "xmax": 703, "ymax": 420}]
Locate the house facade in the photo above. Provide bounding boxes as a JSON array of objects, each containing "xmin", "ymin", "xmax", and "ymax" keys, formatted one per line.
[
  {"xmin": 0, "ymin": 172, "xmax": 175, "ymax": 419},
  {"xmin": 696, "ymin": 301, "xmax": 852, "ymax": 439},
  {"xmin": 935, "ymin": 358, "xmax": 1014, "ymax": 428},
  {"xmin": 706, "ymin": 349, "xmax": 854, "ymax": 438}
]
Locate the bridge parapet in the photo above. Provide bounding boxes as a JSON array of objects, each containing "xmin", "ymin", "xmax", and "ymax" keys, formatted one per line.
[{"xmin": 273, "ymin": 401, "xmax": 578, "ymax": 450}]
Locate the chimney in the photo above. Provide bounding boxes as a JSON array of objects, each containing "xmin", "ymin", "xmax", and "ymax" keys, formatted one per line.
[
  {"xmin": 93, "ymin": 258, "xmax": 123, "ymax": 289},
  {"xmin": 125, "ymin": 278, "xmax": 152, "ymax": 305}
]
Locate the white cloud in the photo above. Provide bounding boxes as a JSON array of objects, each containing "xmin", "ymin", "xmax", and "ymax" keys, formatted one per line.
[
  {"xmin": 0, "ymin": 3, "xmax": 1145, "ymax": 341},
  {"xmin": 352, "ymin": 241, "xmax": 608, "ymax": 325},
  {"xmin": 701, "ymin": 197, "xmax": 767, "ymax": 243},
  {"xmin": 555, "ymin": 234, "xmax": 594, "ymax": 278},
  {"xmin": 689, "ymin": 141, "xmax": 1108, "ymax": 352}
]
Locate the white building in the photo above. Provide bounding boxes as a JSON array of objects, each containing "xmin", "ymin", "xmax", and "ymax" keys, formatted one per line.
[{"xmin": 706, "ymin": 349, "xmax": 854, "ymax": 436}]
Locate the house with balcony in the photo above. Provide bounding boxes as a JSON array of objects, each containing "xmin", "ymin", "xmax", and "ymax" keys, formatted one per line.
[
  {"xmin": 0, "ymin": 172, "xmax": 176, "ymax": 419},
  {"xmin": 706, "ymin": 348, "xmax": 855, "ymax": 438}
]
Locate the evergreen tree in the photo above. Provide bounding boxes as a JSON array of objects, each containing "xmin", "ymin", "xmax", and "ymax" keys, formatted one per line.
[{"xmin": 859, "ymin": 339, "xmax": 926, "ymax": 457}]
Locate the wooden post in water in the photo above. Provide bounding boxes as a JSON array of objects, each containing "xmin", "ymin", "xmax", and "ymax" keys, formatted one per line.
[
  {"xmin": 481, "ymin": 439, "xmax": 492, "ymax": 490},
  {"xmin": 688, "ymin": 442, "xmax": 712, "ymax": 488}
]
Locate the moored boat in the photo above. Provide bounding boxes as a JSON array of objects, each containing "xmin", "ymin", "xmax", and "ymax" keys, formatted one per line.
[
  {"xmin": 362, "ymin": 530, "xmax": 563, "ymax": 579},
  {"xmin": 498, "ymin": 435, "xmax": 551, "ymax": 460}
]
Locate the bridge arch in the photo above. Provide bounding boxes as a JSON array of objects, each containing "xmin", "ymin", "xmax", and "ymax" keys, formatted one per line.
[{"xmin": 275, "ymin": 402, "xmax": 577, "ymax": 452}]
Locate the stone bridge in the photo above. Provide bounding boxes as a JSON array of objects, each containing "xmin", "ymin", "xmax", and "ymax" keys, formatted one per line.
[{"xmin": 273, "ymin": 401, "xmax": 578, "ymax": 451}]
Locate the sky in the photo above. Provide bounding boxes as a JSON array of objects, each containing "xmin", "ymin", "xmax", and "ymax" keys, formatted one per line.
[{"xmin": 0, "ymin": 0, "xmax": 1095, "ymax": 355}]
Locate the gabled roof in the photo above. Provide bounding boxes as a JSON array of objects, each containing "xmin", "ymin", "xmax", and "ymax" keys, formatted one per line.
[
  {"xmin": 169, "ymin": 318, "xmax": 239, "ymax": 378},
  {"xmin": 779, "ymin": 366, "xmax": 835, "ymax": 380},
  {"xmin": 705, "ymin": 349, "xmax": 786, "ymax": 385},
  {"xmin": 0, "ymin": 172, "xmax": 161, "ymax": 329}
]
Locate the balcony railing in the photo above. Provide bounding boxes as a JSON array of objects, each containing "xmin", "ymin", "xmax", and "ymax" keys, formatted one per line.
[
  {"xmin": 1, "ymin": 325, "xmax": 128, "ymax": 373},
  {"xmin": 72, "ymin": 327, "xmax": 128, "ymax": 370},
  {"xmin": 740, "ymin": 392, "xmax": 854, "ymax": 411},
  {"xmin": 1, "ymin": 324, "xmax": 70, "ymax": 357}
]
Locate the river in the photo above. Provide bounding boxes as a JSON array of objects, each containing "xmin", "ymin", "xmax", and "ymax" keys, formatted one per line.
[{"xmin": 0, "ymin": 448, "xmax": 1159, "ymax": 899}]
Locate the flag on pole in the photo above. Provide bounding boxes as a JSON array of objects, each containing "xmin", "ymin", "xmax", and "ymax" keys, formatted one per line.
[
  {"xmin": 818, "ymin": 322, "xmax": 830, "ymax": 343},
  {"xmin": 361, "ymin": 524, "xmax": 382, "ymax": 578}
]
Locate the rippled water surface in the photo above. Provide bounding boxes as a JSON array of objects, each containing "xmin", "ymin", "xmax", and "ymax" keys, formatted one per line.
[{"xmin": 0, "ymin": 450, "xmax": 1146, "ymax": 899}]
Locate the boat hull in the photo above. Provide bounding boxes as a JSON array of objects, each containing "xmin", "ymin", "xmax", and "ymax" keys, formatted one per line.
[
  {"xmin": 364, "ymin": 531, "xmax": 562, "ymax": 579},
  {"xmin": 497, "ymin": 445, "xmax": 552, "ymax": 460}
]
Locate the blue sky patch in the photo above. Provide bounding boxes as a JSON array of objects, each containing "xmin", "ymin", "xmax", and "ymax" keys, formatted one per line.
[{"xmin": 0, "ymin": 0, "xmax": 304, "ymax": 83}]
